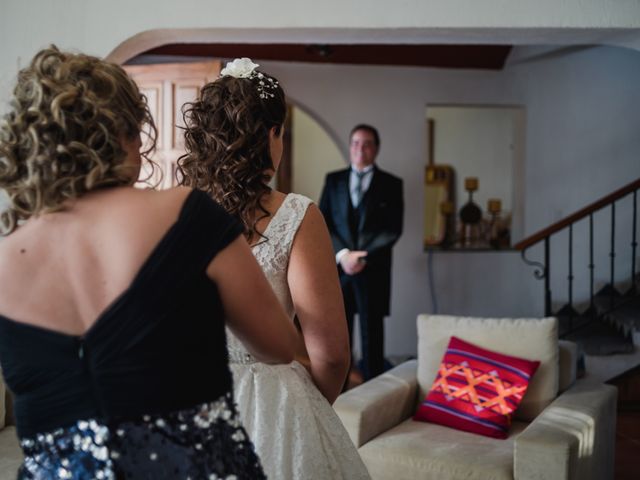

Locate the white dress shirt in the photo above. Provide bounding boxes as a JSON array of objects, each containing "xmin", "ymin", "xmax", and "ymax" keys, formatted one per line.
[{"xmin": 349, "ymin": 165, "xmax": 374, "ymax": 208}]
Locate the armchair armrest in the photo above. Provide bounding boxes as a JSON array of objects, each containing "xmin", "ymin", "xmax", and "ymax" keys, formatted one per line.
[
  {"xmin": 334, "ymin": 360, "xmax": 418, "ymax": 447},
  {"xmin": 558, "ymin": 340, "xmax": 578, "ymax": 392},
  {"xmin": 515, "ymin": 379, "xmax": 617, "ymax": 480}
]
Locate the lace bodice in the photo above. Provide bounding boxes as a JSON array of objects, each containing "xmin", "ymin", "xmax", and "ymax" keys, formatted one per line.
[{"xmin": 227, "ymin": 194, "xmax": 312, "ymax": 363}]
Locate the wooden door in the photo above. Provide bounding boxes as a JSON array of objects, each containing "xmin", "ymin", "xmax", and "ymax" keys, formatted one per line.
[{"xmin": 123, "ymin": 61, "xmax": 221, "ymax": 189}]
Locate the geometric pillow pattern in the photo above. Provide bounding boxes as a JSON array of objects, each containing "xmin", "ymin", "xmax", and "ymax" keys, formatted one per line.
[{"xmin": 413, "ymin": 336, "xmax": 540, "ymax": 439}]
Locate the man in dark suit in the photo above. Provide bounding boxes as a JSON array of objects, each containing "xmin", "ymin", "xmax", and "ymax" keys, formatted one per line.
[{"xmin": 319, "ymin": 124, "xmax": 403, "ymax": 381}]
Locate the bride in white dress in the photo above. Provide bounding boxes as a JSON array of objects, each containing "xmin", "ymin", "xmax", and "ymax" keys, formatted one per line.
[{"xmin": 178, "ymin": 58, "xmax": 370, "ymax": 480}]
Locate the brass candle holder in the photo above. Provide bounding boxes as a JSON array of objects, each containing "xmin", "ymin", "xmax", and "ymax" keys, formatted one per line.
[
  {"xmin": 464, "ymin": 177, "xmax": 478, "ymax": 192},
  {"xmin": 487, "ymin": 198, "xmax": 508, "ymax": 248},
  {"xmin": 487, "ymin": 198, "xmax": 501, "ymax": 214}
]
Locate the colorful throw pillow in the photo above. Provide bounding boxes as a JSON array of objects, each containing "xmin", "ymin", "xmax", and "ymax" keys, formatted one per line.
[{"xmin": 414, "ymin": 336, "xmax": 540, "ymax": 439}]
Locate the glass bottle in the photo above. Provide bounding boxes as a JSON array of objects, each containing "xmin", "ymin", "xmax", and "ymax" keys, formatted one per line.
[
  {"xmin": 440, "ymin": 200, "xmax": 456, "ymax": 247},
  {"xmin": 487, "ymin": 198, "xmax": 502, "ymax": 248},
  {"xmin": 459, "ymin": 177, "xmax": 482, "ymax": 246}
]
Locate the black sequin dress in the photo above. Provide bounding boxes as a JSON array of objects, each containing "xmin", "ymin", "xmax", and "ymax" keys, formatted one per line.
[{"xmin": 0, "ymin": 190, "xmax": 266, "ymax": 480}]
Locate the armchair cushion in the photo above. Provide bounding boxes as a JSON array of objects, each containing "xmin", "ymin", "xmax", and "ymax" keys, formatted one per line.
[
  {"xmin": 0, "ymin": 426, "xmax": 22, "ymax": 478},
  {"xmin": 414, "ymin": 336, "xmax": 540, "ymax": 439},
  {"xmin": 417, "ymin": 315, "xmax": 559, "ymax": 421},
  {"xmin": 359, "ymin": 417, "xmax": 529, "ymax": 480}
]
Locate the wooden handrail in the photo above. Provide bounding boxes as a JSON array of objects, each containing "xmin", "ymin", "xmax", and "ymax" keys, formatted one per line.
[{"xmin": 514, "ymin": 177, "xmax": 640, "ymax": 251}]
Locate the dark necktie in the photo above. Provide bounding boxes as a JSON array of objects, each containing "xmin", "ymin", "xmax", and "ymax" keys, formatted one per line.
[{"xmin": 354, "ymin": 171, "xmax": 366, "ymax": 207}]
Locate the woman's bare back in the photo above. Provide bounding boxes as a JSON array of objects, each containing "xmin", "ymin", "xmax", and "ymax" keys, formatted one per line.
[{"xmin": 0, "ymin": 187, "xmax": 191, "ymax": 336}]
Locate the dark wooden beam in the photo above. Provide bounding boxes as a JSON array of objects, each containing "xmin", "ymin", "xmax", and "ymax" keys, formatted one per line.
[{"xmin": 140, "ymin": 43, "xmax": 512, "ymax": 70}]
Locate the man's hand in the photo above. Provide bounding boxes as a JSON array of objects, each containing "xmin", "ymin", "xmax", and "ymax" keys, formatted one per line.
[{"xmin": 340, "ymin": 250, "xmax": 368, "ymax": 275}]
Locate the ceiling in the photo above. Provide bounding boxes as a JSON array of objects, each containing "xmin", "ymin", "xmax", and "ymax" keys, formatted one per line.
[{"xmin": 139, "ymin": 43, "xmax": 513, "ymax": 70}]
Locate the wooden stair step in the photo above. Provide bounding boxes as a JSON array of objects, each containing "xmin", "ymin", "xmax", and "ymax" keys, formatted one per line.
[
  {"xmin": 593, "ymin": 294, "xmax": 627, "ymax": 315},
  {"xmin": 563, "ymin": 319, "xmax": 634, "ymax": 355}
]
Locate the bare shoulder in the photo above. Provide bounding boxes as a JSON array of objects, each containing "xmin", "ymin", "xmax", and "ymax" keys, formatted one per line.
[
  {"xmin": 291, "ymin": 203, "xmax": 329, "ymax": 248},
  {"xmin": 287, "ymin": 201, "xmax": 338, "ymax": 295},
  {"xmin": 264, "ymin": 190, "xmax": 287, "ymax": 214},
  {"xmin": 110, "ymin": 186, "xmax": 192, "ymax": 214},
  {"xmin": 270, "ymin": 190, "xmax": 287, "ymax": 203},
  {"xmin": 298, "ymin": 203, "xmax": 326, "ymax": 231},
  {"xmin": 91, "ymin": 186, "xmax": 192, "ymax": 228}
]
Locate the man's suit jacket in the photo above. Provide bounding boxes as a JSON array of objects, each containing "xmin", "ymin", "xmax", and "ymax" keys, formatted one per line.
[{"xmin": 319, "ymin": 165, "xmax": 403, "ymax": 316}]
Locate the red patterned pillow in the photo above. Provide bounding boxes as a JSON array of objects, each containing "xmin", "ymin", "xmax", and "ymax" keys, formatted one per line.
[{"xmin": 414, "ymin": 336, "xmax": 540, "ymax": 439}]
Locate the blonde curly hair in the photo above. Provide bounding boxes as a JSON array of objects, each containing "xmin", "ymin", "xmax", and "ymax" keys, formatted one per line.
[{"xmin": 0, "ymin": 45, "xmax": 156, "ymax": 235}]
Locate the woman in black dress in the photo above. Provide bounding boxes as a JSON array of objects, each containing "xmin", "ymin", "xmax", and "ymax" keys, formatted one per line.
[{"xmin": 0, "ymin": 46, "xmax": 299, "ymax": 479}]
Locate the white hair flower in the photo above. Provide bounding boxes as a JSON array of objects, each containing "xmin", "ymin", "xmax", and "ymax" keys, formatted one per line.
[
  {"xmin": 219, "ymin": 57, "xmax": 279, "ymax": 99},
  {"xmin": 220, "ymin": 58, "xmax": 260, "ymax": 78}
]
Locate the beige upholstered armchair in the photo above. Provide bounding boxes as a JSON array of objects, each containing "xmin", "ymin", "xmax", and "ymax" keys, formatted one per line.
[
  {"xmin": 0, "ymin": 373, "xmax": 22, "ymax": 479},
  {"xmin": 334, "ymin": 315, "xmax": 617, "ymax": 480}
]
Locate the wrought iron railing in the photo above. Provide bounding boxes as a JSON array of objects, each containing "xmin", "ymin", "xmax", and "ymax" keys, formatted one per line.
[{"xmin": 515, "ymin": 178, "xmax": 640, "ymax": 333}]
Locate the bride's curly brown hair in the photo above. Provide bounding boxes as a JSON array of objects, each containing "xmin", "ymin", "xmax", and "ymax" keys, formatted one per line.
[
  {"xmin": 0, "ymin": 46, "xmax": 156, "ymax": 235},
  {"xmin": 177, "ymin": 72, "xmax": 286, "ymax": 241}
]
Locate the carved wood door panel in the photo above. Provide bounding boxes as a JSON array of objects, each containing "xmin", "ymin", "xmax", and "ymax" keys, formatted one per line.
[{"xmin": 123, "ymin": 61, "xmax": 220, "ymax": 189}]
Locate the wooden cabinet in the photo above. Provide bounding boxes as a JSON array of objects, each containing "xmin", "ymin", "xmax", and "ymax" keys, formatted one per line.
[{"xmin": 123, "ymin": 61, "xmax": 221, "ymax": 189}]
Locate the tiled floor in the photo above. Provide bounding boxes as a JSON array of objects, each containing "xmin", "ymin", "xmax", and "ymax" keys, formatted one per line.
[
  {"xmin": 608, "ymin": 361, "xmax": 640, "ymax": 479},
  {"xmin": 615, "ymin": 411, "xmax": 640, "ymax": 479}
]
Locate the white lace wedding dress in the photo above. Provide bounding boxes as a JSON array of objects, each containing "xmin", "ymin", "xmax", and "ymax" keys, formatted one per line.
[{"xmin": 226, "ymin": 193, "xmax": 370, "ymax": 480}]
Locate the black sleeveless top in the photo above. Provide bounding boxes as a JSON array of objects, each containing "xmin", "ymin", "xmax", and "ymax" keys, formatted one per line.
[{"xmin": 0, "ymin": 190, "xmax": 267, "ymax": 479}]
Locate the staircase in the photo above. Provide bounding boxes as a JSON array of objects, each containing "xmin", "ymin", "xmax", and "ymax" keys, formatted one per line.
[
  {"xmin": 560, "ymin": 284, "xmax": 638, "ymax": 356},
  {"xmin": 515, "ymin": 178, "xmax": 640, "ymax": 380},
  {"xmin": 597, "ymin": 289, "xmax": 640, "ymax": 343}
]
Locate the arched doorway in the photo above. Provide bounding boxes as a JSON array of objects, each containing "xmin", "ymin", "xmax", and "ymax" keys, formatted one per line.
[{"xmin": 286, "ymin": 102, "xmax": 345, "ymax": 202}]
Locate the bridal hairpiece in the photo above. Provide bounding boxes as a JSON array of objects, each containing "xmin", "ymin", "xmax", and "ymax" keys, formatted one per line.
[{"xmin": 220, "ymin": 57, "xmax": 279, "ymax": 99}]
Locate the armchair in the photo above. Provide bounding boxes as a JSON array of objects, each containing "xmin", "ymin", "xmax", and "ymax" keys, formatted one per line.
[
  {"xmin": 334, "ymin": 315, "xmax": 617, "ymax": 480},
  {"xmin": 0, "ymin": 374, "xmax": 23, "ymax": 479}
]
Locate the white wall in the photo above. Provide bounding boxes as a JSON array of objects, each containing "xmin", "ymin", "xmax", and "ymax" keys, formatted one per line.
[
  {"xmin": 506, "ymin": 45, "xmax": 640, "ymax": 310},
  {"xmin": 291, "ymin": 106, "xmax": 345, "ymax": 202},
  {"xmin": 508, "ymin": 45, "xmax": 640, "ymax": 234},
  {"xmin": 427, "ymin": 106, "xmax": 522, "ymax": 228},
  {"xmin": 2, "ymin": 0, "xmax": 640, "ymax": 106}
]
